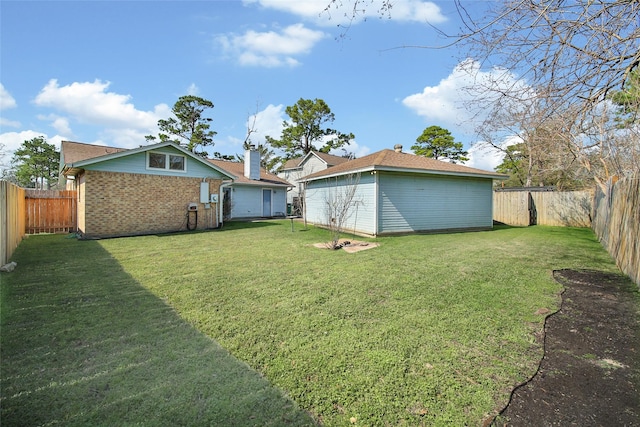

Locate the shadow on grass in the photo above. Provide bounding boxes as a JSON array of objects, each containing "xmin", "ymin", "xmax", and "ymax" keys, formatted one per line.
[{"xmin": 0, "ymin": 235, "xmax": 315, "ymax": 426}]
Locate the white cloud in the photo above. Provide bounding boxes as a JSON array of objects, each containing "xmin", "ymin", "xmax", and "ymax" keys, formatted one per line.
[
  {"xmin": 245, "ymin": 0, "xmax": 447, "ymax": 26},
  {"xmin": 34, "ymin": 79, "xmax": 169, "ymax": 131},
  {"xmin": 0, "ymin": 83, "xmax": 17, "ymax": 110},
  {"xmin": 464, "ymin": 134, "xmax": 522, "ymax": 172},
  {"xmin": 403, "ymin": 60, "xmax": 534, "ymax": 172},
  {"xmin": 31, "ymin": 79, "xmax": 171, "ymax": 149},
  {"xmin": 216, "ymin": 24, "xmax": 326, "ymax": 68},
  {"xmin": 402, "ymin": 59, "xmax": 531, "ymax": 134},
  {"xmin": 37, "ymin": 114, "xmax": 73, "ymax": 135},
  {"xmin": 248, "ymin": 104, "xmax": 286, "ymax": 144}
]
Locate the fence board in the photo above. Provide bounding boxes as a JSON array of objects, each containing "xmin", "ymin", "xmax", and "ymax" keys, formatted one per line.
[
  {"xmin": 532, "ymin": 190, "xmax": 593, "ymax": 227},
  {"xmin": 593, "ymin": 176, "xmax": 640, "ymax": 288},
  {"xmin": 494, "ymin": 190, "xmax": 593, "ymax": 227},
  {"xmin": 25, "ymin": 189, "xmax": 77, "ymax": 234},
  {"xmin": 493, "ymin": 191, "xmax": 530, "ymax": 226},
  {"xmin": 0, "ymin": 181, "xmax": 26, "ymax": 265}
]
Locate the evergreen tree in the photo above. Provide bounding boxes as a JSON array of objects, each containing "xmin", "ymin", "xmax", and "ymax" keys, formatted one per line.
[
  {"xmin": 411, "ymin": 126, "xmax": 468, "ymax": 163},
  {"xmin": 146, "ymin": 95, "xmax": 216, "ymax": 157},
  {"xmin": 265, "ymin": 98, "xmax": 354, "ymax": 159},
  {"xmin": 11, "ymin": 136, "xmax": 59, "ymax": 188}
]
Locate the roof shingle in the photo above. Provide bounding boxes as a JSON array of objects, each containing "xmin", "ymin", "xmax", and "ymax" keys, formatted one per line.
[
  {"xmin": 61, "ymin": 141, "xmax": 128, "ymax": 164},
  {"xmin": 208, "ymin": 159, "xmax": 291, "ymax": 186},
  {"xmin": 303, "ymin": 149, "xmax": 507, "ymax": 180}
]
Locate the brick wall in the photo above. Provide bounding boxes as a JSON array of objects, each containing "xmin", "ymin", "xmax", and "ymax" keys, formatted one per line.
[{"xmin": 81, "ymin": 170, "xmax": 222, "ymax": 238}]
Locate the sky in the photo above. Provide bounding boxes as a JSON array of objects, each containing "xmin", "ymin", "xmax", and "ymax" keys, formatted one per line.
[{"xmin": 0, "ymin": 0, "xmax": 518, "ymax": 173}]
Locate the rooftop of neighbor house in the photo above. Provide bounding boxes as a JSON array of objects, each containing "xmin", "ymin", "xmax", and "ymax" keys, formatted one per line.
[
  {"xmin": 207, "ymin": 159, "xmax": 291, "ymax": 186},
  {"xmin": 302, "ymin": 145, "xmax": 508, "ymax": 181},
  {"xmin": 281, "ymin": 151, "xmax": 352, "ymax": 170},
  {"xmin": 60, "ymin": 141, "xmax": 129, "ymax": 164}
]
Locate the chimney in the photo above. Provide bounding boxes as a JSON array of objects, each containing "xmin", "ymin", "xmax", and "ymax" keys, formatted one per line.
[
  {"xmin": 244, "ymin": 144, "xmax": 260, "ymax": 180},
  {"xmin": 394, "ymin": 144, "xmax": 403, "ymax": 153}
]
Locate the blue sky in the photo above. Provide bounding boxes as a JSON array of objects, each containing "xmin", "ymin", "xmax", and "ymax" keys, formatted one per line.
[{"xmin": 0, "ymin": 0, "xmax": 516, "ymax": 172}]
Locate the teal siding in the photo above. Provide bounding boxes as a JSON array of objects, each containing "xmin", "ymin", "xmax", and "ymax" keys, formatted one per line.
[
  {"xmin": 305, "ymin": 173, "xmax": 376, "ymax": 235},
  {"xmin": 378, "ymin": 172, "xmax": 493, "ymax": 233},
  {"xmin": 84, "ymin": 147, "xmax": 227, "ymax": 179}
]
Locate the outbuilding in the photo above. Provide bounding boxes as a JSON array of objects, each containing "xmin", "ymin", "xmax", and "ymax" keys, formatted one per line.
[{"xmin": 302, "ymin": 145, "xmax": 507, "ymax": 236}]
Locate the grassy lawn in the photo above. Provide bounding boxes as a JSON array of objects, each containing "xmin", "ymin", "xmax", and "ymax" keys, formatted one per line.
[{"xmin": 1, "ymin": 221, "xmax": 620, "ymax": 426}]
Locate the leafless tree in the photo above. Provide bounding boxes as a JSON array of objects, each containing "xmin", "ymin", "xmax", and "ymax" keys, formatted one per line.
[
  {"xmin": 451, "ymin": 1, "xmax": 640, "ymax": 114},
  {"xmin": 451, "ymin": 0, "xmax": 640, "ymax": 189},
  {"xmin": 322, "ymin": 173, "xmax": 361, "ymax": 249},
  {"xmin": 326, "ymin": 0, "xmax": 640, "ymax": 189}
]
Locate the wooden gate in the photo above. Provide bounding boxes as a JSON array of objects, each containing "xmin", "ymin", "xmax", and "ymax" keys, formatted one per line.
[{"xmin": 25, "ymin": 189, "xmax": 77, "ymax": 234}]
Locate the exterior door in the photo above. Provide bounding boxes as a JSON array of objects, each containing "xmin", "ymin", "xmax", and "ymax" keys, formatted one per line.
[{"xmin": 262, "ymin": 189, "xmax": 272, "ymax": 217}]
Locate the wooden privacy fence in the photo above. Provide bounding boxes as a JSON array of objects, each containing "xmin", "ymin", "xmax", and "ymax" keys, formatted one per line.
[
  {"xmin": 494, "ymin": 188, "xmax": 594, "ymax": 227},
  {"xmin": 0, "ymin": 181, "xmax": 26, "ymax": 266},
  {"xmin": 592, "ymin": 176, "xmax": 640, "ymax": 287},
  {"xmin": 25, "ymin": 189, "xmax": 77, "ymax": 234}
]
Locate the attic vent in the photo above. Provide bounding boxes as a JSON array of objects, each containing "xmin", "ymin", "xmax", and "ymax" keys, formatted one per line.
[{"xmin": 394, "ymin": 144, "xmax": 403, "ymax": 153}]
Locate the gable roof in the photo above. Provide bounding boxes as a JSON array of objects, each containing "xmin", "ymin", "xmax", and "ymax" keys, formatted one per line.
[
  {"xmin": 207, "ymin": 159, "xmax": 291, "ymax": 187},
  {"xmin": 281, "ymin": 150, "xmax": 350, "ymax": 170},
  {"xmin": 59, "ymin": 140, "xmax": 234, "ymax": 179},
  {"xmin": 60, "ymin": 141, "xmax": 128, "ymax": 165},
  {"xmin": 302, "ymin": 149, "xmax": 507, "ymax": 181}
]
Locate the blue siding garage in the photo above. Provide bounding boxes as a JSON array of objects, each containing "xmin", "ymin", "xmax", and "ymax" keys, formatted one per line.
[
  {"xmin": 378, "ymin": 172, "xmax": 494, "ymax": 234},
  {"xmin": 302, "ymin": 148, "xmax": 506, "ymax": 237},
  {"xmin": 305, "ymin": 172, "xmax": 377, "ymax": 235}
]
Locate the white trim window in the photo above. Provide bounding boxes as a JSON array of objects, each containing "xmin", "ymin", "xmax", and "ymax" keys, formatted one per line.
[{"xmin": 147, "ymin": 151, "xmax": 186, "ymax": 172}]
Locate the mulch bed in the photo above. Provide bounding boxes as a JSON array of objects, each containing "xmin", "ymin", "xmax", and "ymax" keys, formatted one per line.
[
  {"xmin": 493, "ymin": 269, "xmax": 640, "ymax": 426},
  {"xmin": 312, "ymin": 239, "xmax": 380, "ymax": 253}
]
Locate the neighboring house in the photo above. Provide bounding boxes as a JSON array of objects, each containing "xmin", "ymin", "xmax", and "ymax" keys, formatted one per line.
[
  {"xmin": 60, "ymin": 140, "xmax": 235, "ymax": 239},
  {"xmin": 302, "ymin": 145, "xmax": 507, "ymax": 236},
  {"xmin": 208, "ymin": 147, "xmax": 291, "ymax": 219},
  {"xmin": 278, "ymin": 151, "xmax": 350, "ymax": 209}
]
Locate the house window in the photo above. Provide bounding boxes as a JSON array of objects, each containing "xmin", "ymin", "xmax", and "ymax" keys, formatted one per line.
[
  {"xmin": 147, "ymin": 152, "xmax": 186, "ymax": 172},
  {"xmin": 169, "ymin": 155, "xmax": 185, "ymax": 171}
]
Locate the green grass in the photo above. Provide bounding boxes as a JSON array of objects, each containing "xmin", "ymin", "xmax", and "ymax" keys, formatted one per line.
[{"xmin": 1, "ymin": 221, "xmax": 620, "ymax": 426}]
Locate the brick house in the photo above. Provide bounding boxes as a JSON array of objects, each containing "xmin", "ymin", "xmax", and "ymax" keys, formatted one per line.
[{"xmin": 60, "ymin": 141, "xmax": 235, "ymax": 239}]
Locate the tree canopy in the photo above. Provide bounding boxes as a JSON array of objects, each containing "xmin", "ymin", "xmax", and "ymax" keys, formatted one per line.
[
  {"xmin": 11, "ymin": 136, "xmax": 60, "ymax": 189},
  {"xmin": 411, "ymin": 125, "xmax": 468, "ymax": 163},
  {"xmin": 265, "ymin": 98, "xmax": 354, "ymax": 159},
  {"xmin": 146, "ymin": 95, "xmax": 216, "ymax": 157}
]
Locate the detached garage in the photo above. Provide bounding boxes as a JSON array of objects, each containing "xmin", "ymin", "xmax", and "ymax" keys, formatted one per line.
[{"xmin": 302, "ymin": 146, "xmax": 507, "ymax": 236}]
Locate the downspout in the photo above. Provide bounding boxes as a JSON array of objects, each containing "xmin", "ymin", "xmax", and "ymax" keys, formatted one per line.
[
  {"xmin": 218, "ymin": 180, "xmax": 233, "ymax": 228},
  {"xmin": 373, "ymin": 170, "xmax": 379, "ymax": 236}
]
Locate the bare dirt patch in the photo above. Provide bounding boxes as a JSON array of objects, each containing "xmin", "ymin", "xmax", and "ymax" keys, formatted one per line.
[
  {"xmin": 493, "ymin": 269, "xmax": 640, "ymax": 426},
  {"xmin": 312, "ymin": 239, "xmax": 380, "ymax": 253}
]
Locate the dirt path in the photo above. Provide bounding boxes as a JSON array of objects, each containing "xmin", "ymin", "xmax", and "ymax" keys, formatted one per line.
[{"xmin": 494, "ymin": 269, "xmax": 640, "ymax": 426}]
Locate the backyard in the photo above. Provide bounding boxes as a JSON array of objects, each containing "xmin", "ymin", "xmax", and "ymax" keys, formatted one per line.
[{"xmin": 0, "ymin": 221, "xmax": 624, "ymax": 426}]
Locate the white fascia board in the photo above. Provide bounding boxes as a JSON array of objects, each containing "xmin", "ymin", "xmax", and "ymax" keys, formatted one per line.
[
  {"xmin": 373, "ymin": 166, "xmax": 507, "ymax": 181},
  {"xmin": 303, "ymin": 166, "xmax": 375, "ymax": 182}
]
